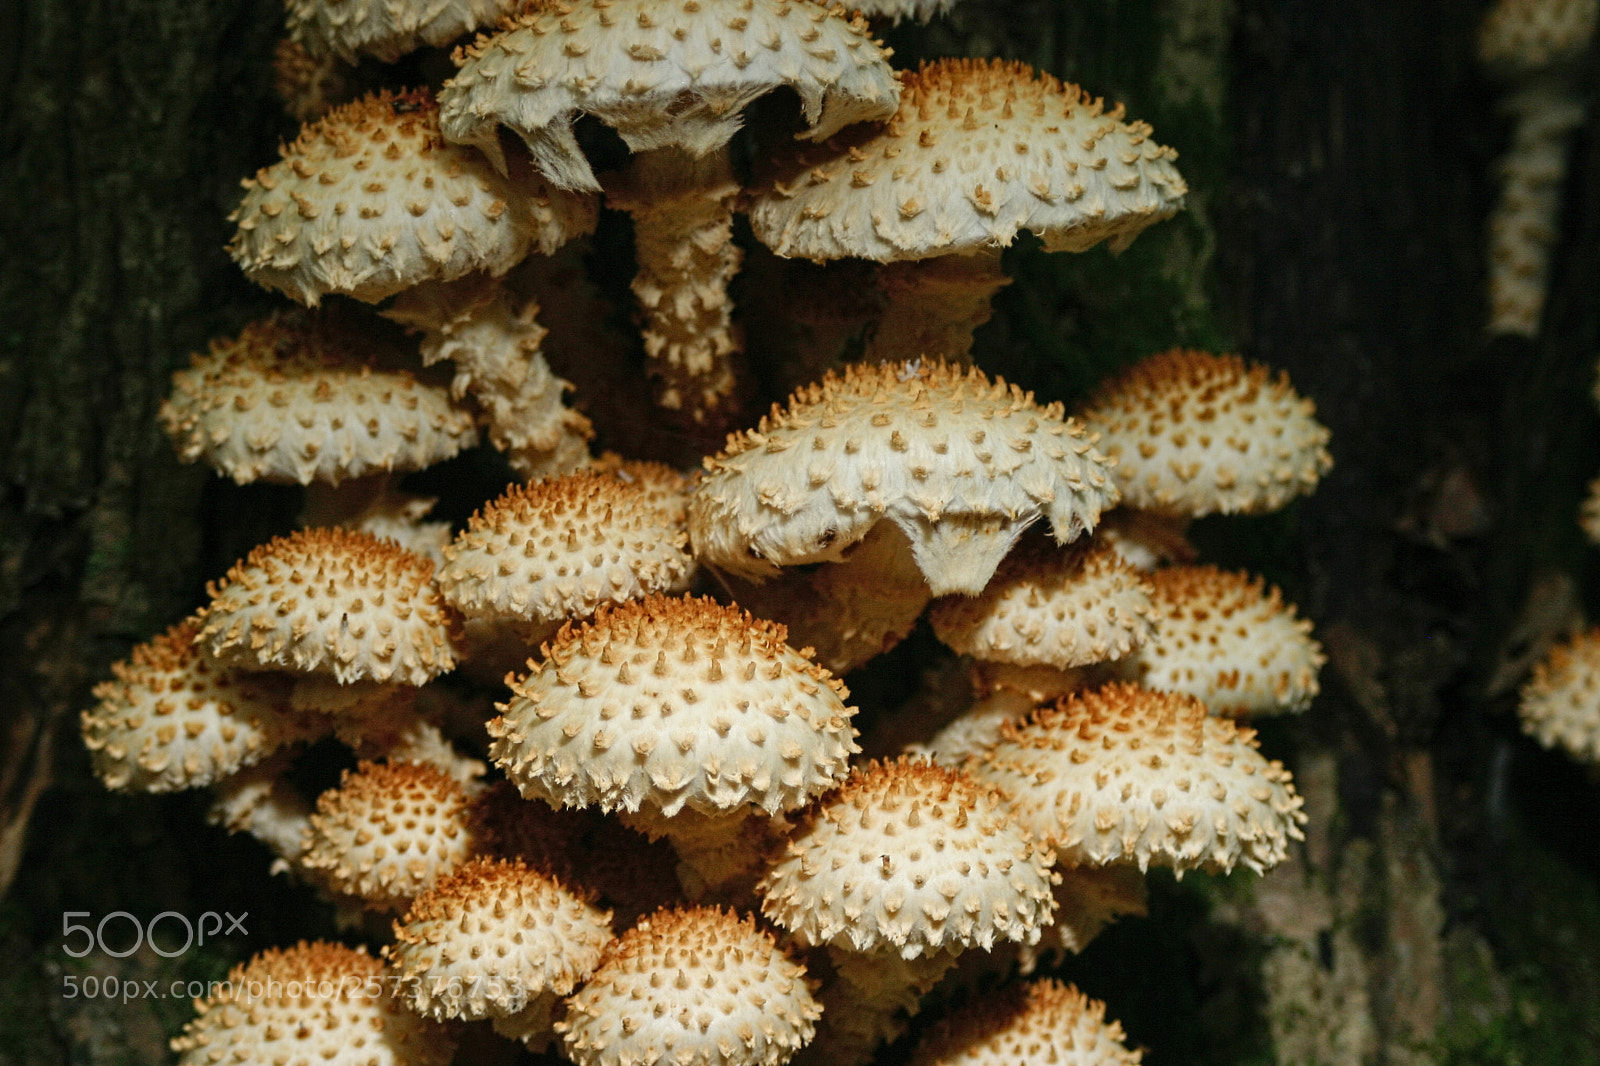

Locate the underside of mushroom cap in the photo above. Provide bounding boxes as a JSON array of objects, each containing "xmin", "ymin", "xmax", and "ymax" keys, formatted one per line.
[
  {"xmin": 439, "ymin": 0, "xmax": 901, "ymax": 192},
  {"xmin": 690, "ymin": 360, "xmax": 1119, "ymax": 596},
  {"xmin": 229, "ymin": 88, "xmax": 596, "ymax": 304},
  {"xmin": 748, "ymin": 57, "xmax": 1186, "ymax": 263},
  {"xmin": 287, "ymin": 0, "xmax": 521, "ymax": 63}
]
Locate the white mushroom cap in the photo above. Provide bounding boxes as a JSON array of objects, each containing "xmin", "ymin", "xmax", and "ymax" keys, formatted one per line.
[
  {"xmin": 197, "ymin": 528, "xmax": 459, "ymax": 686},
  {"xmin": 968, "ymin": 682, "xmax": 1307, "ymax": 875},
  {"xmin": 229, "ymin": 88, "xmax": 596, "ymax": 305},
  {"xmin": 759, "ymin": 757, "xmax": 1057, "ymax": 958},
  {"xmin": 748, "ymin": 58, "xmax": 1186, "ymax": 263},
  {"xmin": 439, "ymin": 0, "xmax": 901, "ymax": 192},
  {"xmin": 488, "ymin": 594, "xmax": 859, "ymax": 817},
  {"xmin": 171, "ymin": 942, "xmax": 455, "ymax": 1066},
  {"xmin": 81, "ymin": 618, "xmax": 308, "ymax": 792},
  {"xmin": 690, "ymin": 360, "xmax": 1119, "ymax": 596},
  {"xmin": 849, "ymin": 0, "xmax": 959, "ymax": 23},
  {"xmin": 287, "ymin": 0, "xmax": 521, "ymax": 63},
  {"xmin": 929, "ymin": 538, "xmax": 1158, "ymax": 669},
  {"xmin": 160, "ymin": 313, "xmax": 478, "ymax": 486},
  {"xmin": 907, "ymin": 979, "xmax": 1142, "ymax": 1066},
  {"xmin": 1121, "ymin": 565, "xmax": 1324, "ymax": 716},
  {"xmin": 1077, "ymin": 349, "xmax": 1333, "ymax": 517},
  {"xmin": 557, "ymin": 906, "xmax": 821, "ymax": 1066},
  {"xmin": 1518, "ymin": 626, "xmax": 1600, "ymax": 765}
]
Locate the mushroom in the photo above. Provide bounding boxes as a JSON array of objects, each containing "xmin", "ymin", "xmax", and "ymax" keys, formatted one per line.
[
  {"xmin": 1518, "ymin": 625, "xmax": 1600, "ymax": 766},
  {"xmin": 171, "ymin": 941, "xmax": 456, "ymax": 1066},
  {"xmin": 207, "ymin": 753, "xmax": 317, "ymax": 866},
  {"xmin": 748, "ymin": 58, "xmax": 1186, "ymax": 364},
  {"xmin": 285, "ymin": 0, "xmax": 521, "ymax": 64},
  {"xmin": 906, "ymin": 979, "xmax": 1142, "ymax": 1066},
  {"xmin": 439, "ymin": 0, "xmax": 901, "ymax": 421},
  {"xmin": 690, "ymin": 359, "xmax": 1119, "ymax": 597}
]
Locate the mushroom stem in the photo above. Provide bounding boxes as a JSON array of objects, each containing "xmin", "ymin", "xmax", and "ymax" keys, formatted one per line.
[
  {"xmin": 607, "ymin": 146, "xmax": 743, "ymax": 424},
  {"xmin": 802, "ymin": 948, "xmax": 958, "ymax": 1066},
  {"xmin": 209, "ymin": 755, "xmax": 314, "ymax": 866},
  {"xmin": 301, "ymin": 473, "xmax": 393, "ymax": 528},
  {"xmin": 383, "ymin": 274, "xmax": 594, "ymax": 479},
  {"xmin": 617, "ymin": 805, "xmax": 770, "ymax": 901},
  {"xmin": 864, "ymin": 252, "xmax": 1011, "ymax": 364}
]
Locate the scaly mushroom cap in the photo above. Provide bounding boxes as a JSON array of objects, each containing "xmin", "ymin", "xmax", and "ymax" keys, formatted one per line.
[
  {"xmin": 907, "ymin": 979, "xmax": 1141, "ymax": 1066},
  {"xmin": 437, "ymin": 467, "xmax": 695, "ymax": 624},
  {"xmin": 929, "ymin": 538, "xmax": 1158, "ymax": 669},
  {"xmin": 489, "ymin": 594, "xmax": 859, "ymax": 816},
  {"xmin": 387, "ymin": 856, "xmax": 614, "ymax": 1022},
  {"xmin": 849, "ymin": 0, "xmax": 958, "ymax": 24},
  {"xmin": 299, "ymin": 760, "xmax": 479, "ymax": 910},
  {"xmin": 1518, "ymin": 627, "xmax": 1600, "ymax": 765},
  {"xmin": 760, "ymin": 757, "xmax": 1056, "ymax": 958},
  {"xmin": 81, "ymin": 619, "xmax": 307, "ymax": 792},
  {"xmin": 748, "ymin": 58, "xmax": 1186, "ymax": 263},
  {"xmin": 439, "ymin": 0, "xmax": 901, "ymax": 192},
  {"xmin": 690, "ymin": 360, "xmax": 1119, "ymax": 596},
  {"xmin": 160, "ymin": 314, "xmax": 478, "ymax": 486},
  {"xmin": 1123, "ymin": 565, "xmax": 1324, "ymax": 716},
  {"xmin": 1479, "ymin": 0, "xmax": 1599, "ymax": 74},
  {"xmin": 171, "ymin": 941, "xmax": 455, "ymax": 1066},
  {"xmin": 1078, "ymin": 349, "xmax": 1332, "ymax": 517},
  {"xmin": 198, "ymin": 528, "xmax": 458, "ymax": 686},
  {"xmin": 968, "ymin": 682, "xmax": 1307, "ymax": 875},
  {"xmin": 557, "ymin": 906, "xmax": 821, "ymax": 1066},
  {"xmin": 287, "ymin": 0, "xmax": 521, "ymax": 63},
  {"xmin": 229, "ymin": 88, "xmax": 596, "ymax": 305}
]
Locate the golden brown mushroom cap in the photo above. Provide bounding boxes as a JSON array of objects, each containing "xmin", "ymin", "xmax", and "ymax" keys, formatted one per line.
[
  {"xmin": 907, "ymin": 979, "xmax": 1141, "ymax": 1066},
  {"xmin": 557, "ymin": 906, "xmax": 821, "ymax": 1066},
  {"xmin": 1518, "ymin": 626, "xmax": 1600, "ymax": 765},
  {"xmin": 489, "ymin": 594, "xmax": 859, "ymax": 817},
  {"xmin": 171, "ymin": 941, "xmax": 455, "ymax": 1066},
  {"xmin": 968, "ymin": 682, "xmax": 1307, "ymax": 875},
  {"xmin": 690, "ymin": 360, "xmax": 1119, "ymax": 596},
  {"xmin": 287, "ymin": 0, "xmax": 521, "ymax": 63},
  {"xmin": 229, "ymin": 89, "xmax": 596, "ymax": 305},
  {"xmin": 1077, "ymin": 349, "xmax": 1333, "ymax": 517},
  {"xmin": 748, "ymin": 58, "xmax": 1186, "ymax": 262}
]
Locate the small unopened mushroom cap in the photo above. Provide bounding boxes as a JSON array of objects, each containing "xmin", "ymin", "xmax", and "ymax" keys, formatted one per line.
[
  {"xmin": 229, "ymin": 88, "xmax": 596, "ymax": 305},
  {"xmin": 160, "ymin": 314, "xmax": 478, "ymax": 486},
  {"xmin": 907, "ymin": 979, "xmax": 1141, "ymax": 1066},
  {"xmin": 1518, "ymin": 626, "xmax": 1600, "ymax": 765},
  {"xmin": 969, "ymin": 682, "xmax": 1307, "ymax": 875},
  {"xmin": 81, "ymin": 618, "xmax": 307, "ymax": 792},
  {"xmin": 439, "ymin": 0, "xmax": 900, "ymax": 192},
  {"xmin": 1078, "ymin": 349, "xmax": 1332, "ymax": 517},
  {"xmin": 929, "ymin": 538, "xmax": 1158, "ymax": 669},
  {"xmin": 437, "ymin": 467, "xmax": 695, "ymax": 624},
  {"xmin": 557, "ymin": 906, "xmax": 821, "ymax": 1066},
  {"xmin": 171, "ymin": 941, "xmax": 455, "ymax": 1066},
  {"xmin": 1122, "ymin": 565, "xmax": 1324, "ymax": 716},
  {"xmin": 386, "ymin": 856, "xmax": 614, "ymax": 1022},
  {"xmin": 1479, "ymin": 0, "xmax": 1599, "ymax": 74},
  {"xmin": 760, "ymin": 757, "xmax": 1056, "ymax": 958},
  {"xmin": 299, "ymin": 760, "xmax": 480, "ymax": 910},
  {"xmin": 287, "ymin": 0, "xmax": 521, "ymax": 63},
  {"xmin": 690, "ymin": 360, "xmax": 1119, "ymax": 596},
  {"xmin": 749, "ymin": 58, "xmax": 1186, "ymax": 263},
  {"xmin": 198, "ymin": 528, "xmax": 458, "ymax": 685},
  {"xmin": 488, "ymin": 594, "xmax": 859, "ymax": 816}
]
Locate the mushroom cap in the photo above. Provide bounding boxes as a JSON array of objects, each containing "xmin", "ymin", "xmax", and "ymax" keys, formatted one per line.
[
  {"xmin": 198, "ymin": 528, "xmax": 459, "ymax": 686},
  {"xmin": 558, "ymin": 906, "xmax": 821, "ymax": 1066},
  {"xmin": 1122, "ymin": 565, "xmax": 1324, "ymax": 716},
  {"xmin": 849, "ymin": 0, "xmax": 959, "ymax": 24},
  {"xmin": 436, "ymin": 466, "xmax": 695, "ymax": 624},
  {"xmin": 747, "ymin": 58, "xmax": 1186, "ymax": 263},
  {"xmin": 160, "ymin": 314, "xmax": 478, "ymax": 486},
  {"xmin": 1518, "ymin": 626, "xmax": 1600, "ymax": 765},
  {"xmin": 488, "ymin": 594, "xmax": 859, "ymax": 817},
  {"xmin": 967, "ymin": 682, "xmax": 1307, "ymax": 875},
  {"xmin": 1581, "ymin": 474, "xmax": 1600, "ymax": 545},
  {"xmin": 439, "ymin": 0, "xmax": 901, "ymax": 192},
  {"xmin": 229, "ymin": 88, "xmax": 596, "ymax": 305},
  {"xmin": 386, "ymin": 856, "xmax": 614, "ymax": 1021},
  {"xmin": 299, "ymin": 760, "xmax": 480, "ymax": 910},
  {"xmin": 81, "ymin": 618, "xmax": 307, "ymax": 792},
  {"xmin": 907, "ymin": 979, "xmax": 1141, "ymax": 1066},
  {"xmin": 287, "ymin": 0, "xmax": 521, "ymax": 63},
  {"xmin": 171, "ymin": 941, "xmax": 455, "ymax": 1066},
  {"xmin": 1478, "ymin": 0, "xmax": 1598, "ymax": 74},
  {"xmin": 690, "ymin": 360, "xmax": 1119, "ymax": 596},
  {"xmin": 1077, "ymin": 349, "xmax": 1333, "ymax": 517},
  {"xmin": 929, "ymin": 538, "xmax": 1158, "ymax": 669},
  {"xmin": 759, "ymin": 756, "xmax": 1056, "ymax": 958}
]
